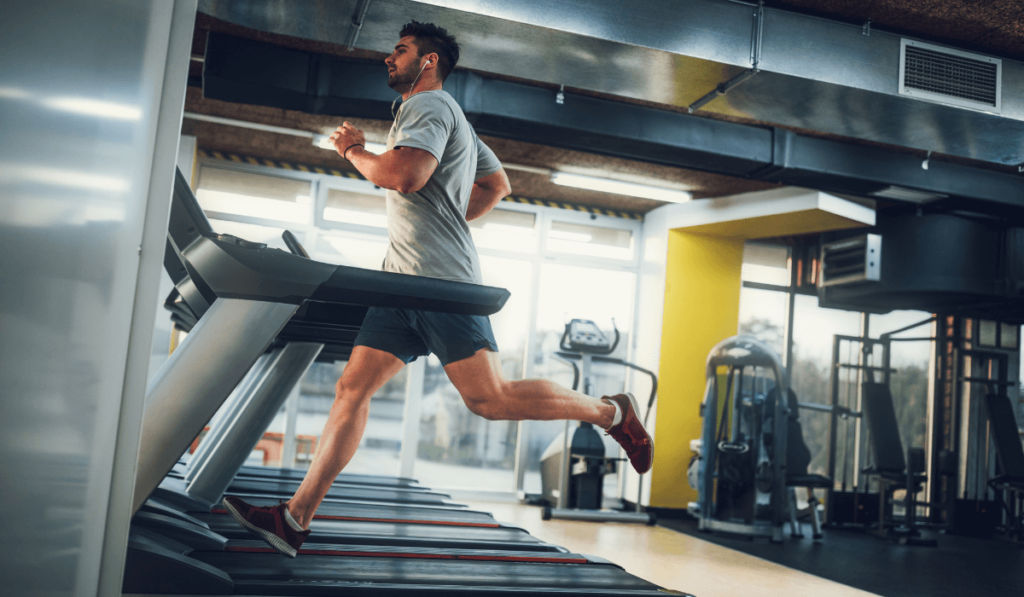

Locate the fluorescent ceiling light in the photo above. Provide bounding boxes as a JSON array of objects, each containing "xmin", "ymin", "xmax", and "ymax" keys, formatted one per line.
[
  {"xmin": 314, "ymin": 135, "xmax": 386, "ymax": 155},
  {"xmin": 551, "ymin": 172, "xmax": 691, "ymax": 203},
  {"xmin": 42, "ymin": 97, "xmax": 142, "ymax": 120}
]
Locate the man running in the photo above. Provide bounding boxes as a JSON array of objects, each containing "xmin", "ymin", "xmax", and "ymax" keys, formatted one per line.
[{"xmin": 223, "ymin": 21, "xmax": 654, "ymax": 558}]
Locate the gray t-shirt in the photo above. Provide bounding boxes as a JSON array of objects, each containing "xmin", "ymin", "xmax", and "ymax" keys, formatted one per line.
[{"xmin": 384, "ymin": 90, "xmax": 502, "ymax": 284}]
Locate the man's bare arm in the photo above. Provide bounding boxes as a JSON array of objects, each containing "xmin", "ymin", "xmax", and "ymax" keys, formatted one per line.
[
  {"xmin": 330, "ymin": 122, "xmax": 437, "ymax": 194},
  {"xmin": 466, "ymin": 169, "xmax": 511, "ymax": 221},
  {"xmin": 348, "ymin": 146, "xmax": 437, "ymax": 194}
]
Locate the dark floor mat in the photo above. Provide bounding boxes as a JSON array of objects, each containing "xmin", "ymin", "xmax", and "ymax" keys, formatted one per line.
[{"xmin": 658, "ymin": 517, "xmax": 1024, "ymax": 597}]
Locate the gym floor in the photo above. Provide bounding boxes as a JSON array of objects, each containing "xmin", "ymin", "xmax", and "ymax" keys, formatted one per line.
[
  {"xmin": 466, "ymin": 500, "xmax": 873, "ymax": 597},
  {"xmin": 467, "ymin": 500, "xmax": 1024, "ymax": 597}
]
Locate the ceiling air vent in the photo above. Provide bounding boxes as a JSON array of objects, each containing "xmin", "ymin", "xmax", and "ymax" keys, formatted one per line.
[
  {"xmin": 819, "ymin": 234, "xmax": 882, "ymax": 288},
  {"xmin": 899, "ymin": 39, "xmax": 1001, "ymax": 112}
]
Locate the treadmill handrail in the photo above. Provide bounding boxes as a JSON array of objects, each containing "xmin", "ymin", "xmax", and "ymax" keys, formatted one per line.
[{"xmin": 167, "ymin": 167, "xmax": 509, "ymax": 318}]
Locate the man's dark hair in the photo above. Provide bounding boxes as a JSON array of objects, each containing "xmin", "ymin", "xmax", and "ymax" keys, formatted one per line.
[{"xmin": 399, "ymin": 21, "xmax": 460, "ymax": 82}]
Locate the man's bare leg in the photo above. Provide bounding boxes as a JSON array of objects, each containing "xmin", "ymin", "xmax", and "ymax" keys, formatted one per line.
[
  {"xmin": 443, "ymin": 348, "xmax": 616, "ymax": 426},
  {"xmin": 287, "ymin": 346, "xmax": 406, "ymax": 528}
]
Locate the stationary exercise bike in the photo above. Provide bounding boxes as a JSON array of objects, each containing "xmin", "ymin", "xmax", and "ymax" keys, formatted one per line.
[{"xmin": 538, "ymin": 318, "xmax": 657, "ymax": 524}]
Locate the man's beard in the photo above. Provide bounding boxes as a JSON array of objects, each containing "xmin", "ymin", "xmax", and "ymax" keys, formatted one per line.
[{"xmin": 387, "ymin": 64, "xmax": 417, "ymax": 92}]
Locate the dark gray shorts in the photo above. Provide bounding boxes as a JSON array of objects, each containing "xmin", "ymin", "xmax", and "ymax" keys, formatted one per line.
[{"xmin": 353, "ymin": 306, "xmax": 499, "ymax": 366}]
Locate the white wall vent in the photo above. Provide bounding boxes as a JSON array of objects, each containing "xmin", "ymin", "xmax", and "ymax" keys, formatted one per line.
[{"xmin": 899, "ymin": 39, "xmax": 1001, "ymax": 112}]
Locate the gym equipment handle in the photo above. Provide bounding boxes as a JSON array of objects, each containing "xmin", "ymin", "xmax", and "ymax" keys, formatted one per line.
[{"xmin": 282, "ymin": 229, "xmax": 310, "ymax": 258}]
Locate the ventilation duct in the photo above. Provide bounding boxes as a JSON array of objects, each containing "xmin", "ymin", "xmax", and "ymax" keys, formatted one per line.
[
  {"xmin": 199, "ymin": 32, "xmax": 1024, "ymax": 218},
  {"xmin": 819, "ymin": 214, "xmax": 1024, "ymax": 322},
  {"xmin": 196, "ymin": 0, "xmax": 1024, "ymax": 167},
  {"xmin": 899, "ymin": 40, "xmax": 1001, "ymax": 112}
]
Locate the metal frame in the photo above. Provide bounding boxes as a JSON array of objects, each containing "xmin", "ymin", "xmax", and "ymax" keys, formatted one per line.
[
  {"xmin": 186, "ymin": 341, "xmax": 323, "ymax": 506},
  {"xmin": 134, "ymin": 298, "xmax": 298, "ymax": 514},
  {"xmin": 186, "ymin": 351, "xmax": 276, "ymax": 482}
]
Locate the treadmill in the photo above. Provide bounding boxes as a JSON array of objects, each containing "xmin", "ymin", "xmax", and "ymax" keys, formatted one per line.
[{"xmin": 123, "ymin": 169, "xmax": 685, "ymax": 596}]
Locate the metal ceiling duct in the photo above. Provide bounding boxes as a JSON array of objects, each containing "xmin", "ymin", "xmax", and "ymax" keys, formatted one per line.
[
  {"xmin": 201, "ymin": 32, "xmax": 1024, "ymax": 216},
  {"xmin": 198, "ymin": 0, "xmax": 1024, "ymax": 166}
]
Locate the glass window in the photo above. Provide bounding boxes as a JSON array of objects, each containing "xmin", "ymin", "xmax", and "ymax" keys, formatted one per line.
[
  {"xmin": 737, "ymin": 286, "xmax": 790, "ymax": 357},
  {"xmin": 979, "ymin": 320, "xmax": 998, "ymax": 347},
  {"xmin": 1001, "ymin": 322, "xmax": 1018, "ymax": 349},
  {"xmin": 414, "ymin": 255, "xmax": 534, "ymax": 491},
  {"xmin": 197, "ymin": 167, "xmax": 312, "ymax": 224},
  {"xmin": 469, "ymin": 208, "xmax": 536, "ymax": 253},
  {"xmin": 742, "ymin": 242, "xmax": 790, "ymax": 286},
  {"xmin": 323, "ymin": 187, "xmax": 387, "ymax": 229},
  {"xmin": 523, "ymin": 263, "xmax": 636, "ymax": 496},
  {"xmin": 871, "ymin": 310, "xmax": 933, "ymax": 465},
  {"xmin": 546, "ymin": 220, "xmax": 633, "ymax": 260},
  {"xmin": 312, "ymin": 233, "xmax": 388, "ymax": 270},
  {"xmin": 789, "ymin": 295, "xmax": 862, "ymax": 476},
  {"xmin": 273, "ymin": 361, "xmax": 408, "ymax": 475}
]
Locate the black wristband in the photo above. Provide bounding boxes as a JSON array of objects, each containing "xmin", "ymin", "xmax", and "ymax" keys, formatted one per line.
[{"xmin": 343, "ymin": 143, "xmax": 364, "ymax": 161}]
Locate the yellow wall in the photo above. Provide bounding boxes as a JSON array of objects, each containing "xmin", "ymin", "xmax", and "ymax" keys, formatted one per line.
[{"xmin": 649, "ymin": 230, "xmax": 744, "ymax": 509}]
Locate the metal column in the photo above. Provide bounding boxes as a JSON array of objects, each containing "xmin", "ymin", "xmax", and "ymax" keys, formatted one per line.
[
  {"xmin": 186, "ymin": 341, "xmax": 323, "ymax": 506},
  {"xmin": 186, "ymin": 351, "xmax": 275, "ymax": 481}
]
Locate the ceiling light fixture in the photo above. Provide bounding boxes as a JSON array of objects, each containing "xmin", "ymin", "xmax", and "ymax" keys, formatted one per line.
[{"xmin": 550, "ymin": 172, "xmax": 691, "ymax": 203}]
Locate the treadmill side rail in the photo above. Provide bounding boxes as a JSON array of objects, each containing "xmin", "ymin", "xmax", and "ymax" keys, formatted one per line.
[{"xmin": 133, "ymin": 298, "xmax": 298, "ymax": 514}]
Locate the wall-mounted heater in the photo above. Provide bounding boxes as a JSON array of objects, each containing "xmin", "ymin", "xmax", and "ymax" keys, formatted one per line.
[{"xmin": 819, "ymin": 234, "xmax": 882, "ymax": 287}]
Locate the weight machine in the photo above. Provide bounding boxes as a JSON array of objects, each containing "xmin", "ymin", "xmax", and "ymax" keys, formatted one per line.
[{"xmin": 690, "ymin": 336, "xmax": 832, "ymax": 542}]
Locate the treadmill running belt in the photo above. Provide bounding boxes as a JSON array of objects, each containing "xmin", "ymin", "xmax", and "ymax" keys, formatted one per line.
[
  {"xmin": 195, "ymin": 552, "xmax": 669, "ymax": 595},
  {"xmin": 196, "ymin": 514, "xmax": 550, "ymax": 550},
  {"xmin": 226, "ymin": 541, "xmax": 585, "ymax": 563},
  {"xmin": 224, "ymin": 479, "xmax": 455, "ymax": 505},
  {"xmin": 210, "ymin": 497, "xmax": 488, "ymax": 524},
  {"xmin": 235, "ymin": 466, "xmax": 423, "ymax": 489}
]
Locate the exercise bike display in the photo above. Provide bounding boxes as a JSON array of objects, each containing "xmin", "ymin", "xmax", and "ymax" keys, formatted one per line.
[{"xmin": 538, "ymin": 318, "xmax": 657, "ymax": 524}]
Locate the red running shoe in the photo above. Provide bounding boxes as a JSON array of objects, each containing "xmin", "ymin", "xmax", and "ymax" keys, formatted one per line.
[
  {"xmin": 604, "ymin": 393, "xmax": 654, "ymax": 474},
  {"xmin": 222, "ymin": 496, "xmax": 310, "ymax": 558}
]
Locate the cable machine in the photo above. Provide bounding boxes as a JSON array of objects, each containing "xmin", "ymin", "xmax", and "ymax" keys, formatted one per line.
[{"xmin": 691, "ymin": 336, "xmax": 832, "ymax": 542}]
